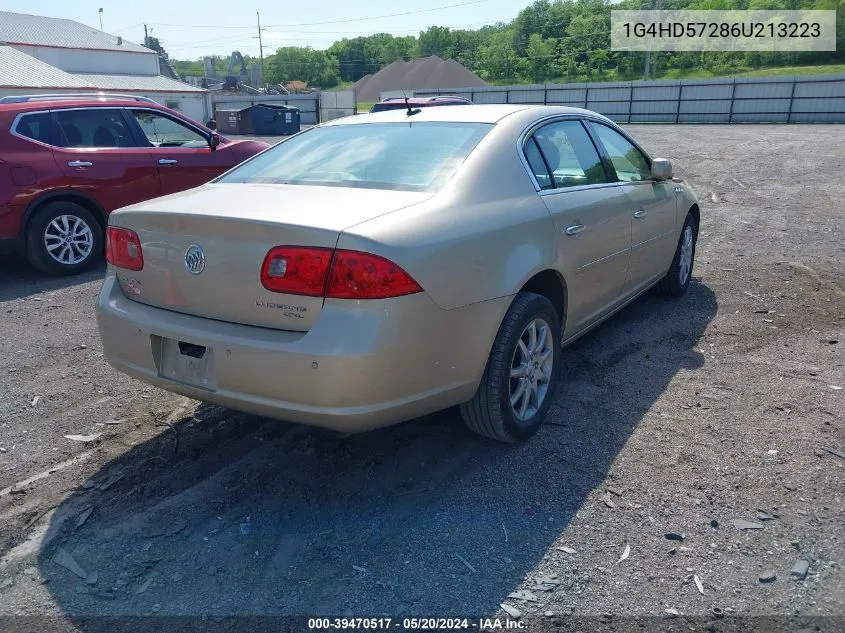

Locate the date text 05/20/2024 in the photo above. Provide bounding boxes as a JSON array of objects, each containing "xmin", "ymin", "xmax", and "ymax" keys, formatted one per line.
[{"xmin": 307, "ymin": 618, "xmax": 526, "ymax": 630}]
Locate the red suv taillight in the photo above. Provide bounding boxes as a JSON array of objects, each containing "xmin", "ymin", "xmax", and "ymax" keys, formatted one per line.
[
  {"xmin": 106, "ymin": 226, "xmax": 144, "ymax": 271},
  {"xmin": 260, "ymin": 247, "xmax": 422, "ymax": 300}
]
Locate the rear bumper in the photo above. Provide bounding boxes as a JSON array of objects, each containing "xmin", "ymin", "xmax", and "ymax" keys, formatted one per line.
[{"xmin": 96, "ymin": 274, "xmax": 510, "ymax": 432}]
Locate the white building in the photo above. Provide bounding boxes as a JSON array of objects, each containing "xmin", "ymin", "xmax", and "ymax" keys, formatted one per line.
[{"xmin": 0, "ymin": 11, "xmax": 210, "ymax": 122}]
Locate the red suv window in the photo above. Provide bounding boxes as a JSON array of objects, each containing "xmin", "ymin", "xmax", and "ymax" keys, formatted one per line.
[
  {"xmin": 15, "ymin": 112, "xmax": 54, "ymax": 144},
  {"xmin": 54, "ymin": 108, "xmax": 136, "ymax": 148}
]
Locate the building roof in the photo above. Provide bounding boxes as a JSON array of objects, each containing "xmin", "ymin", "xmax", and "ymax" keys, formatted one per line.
[
  {"xmin": 0, "ymin": 46, "xmax": 92, "ymax": 89},
  {"xmin": 71, "ymin": 73, "xmax": 206, "ymax": 93},
  {"xmin": 354, "ymin": 56, "xmax": 486, "ymax": 103},
  {"xmin": 0, "ymin": 10, "xmax": 153, "ymax": 54},
  {"xmin": 0, "ymin": 46, "xmax": 205, "ymax": 94}
]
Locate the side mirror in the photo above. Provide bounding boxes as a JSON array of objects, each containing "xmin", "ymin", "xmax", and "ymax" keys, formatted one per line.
[
  {"xmin": 209, "ymin": 133, "xmax": 220, "ymax": 151},
  {"xmin": 650, "ymin": 158, "xmax": 673, "ymax": 180}
]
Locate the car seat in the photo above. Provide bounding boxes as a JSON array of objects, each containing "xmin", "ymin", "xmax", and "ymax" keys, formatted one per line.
[{"xmin": 93, "ymin": 126, "xmax": 118, "ymax": 147}]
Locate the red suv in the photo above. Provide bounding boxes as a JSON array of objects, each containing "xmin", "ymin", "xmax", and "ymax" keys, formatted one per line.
[{"xmin": 0, "ymin": 94, "xmax": 269, "ymax": 275}]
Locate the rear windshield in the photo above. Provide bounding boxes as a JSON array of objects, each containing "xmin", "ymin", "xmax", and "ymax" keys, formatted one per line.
[{"xmin": 216, "ymin": 122, "xmax": 493, "ymax": 192}]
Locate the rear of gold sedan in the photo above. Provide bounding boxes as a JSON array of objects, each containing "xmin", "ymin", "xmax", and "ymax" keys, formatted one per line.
[
  {"xmin": 96, "ymin": 273, "xmax": 511, "ymax": 431},
  {"xmin": 95, "ymin": 114, "xmax": 519, "ymax": 433}
]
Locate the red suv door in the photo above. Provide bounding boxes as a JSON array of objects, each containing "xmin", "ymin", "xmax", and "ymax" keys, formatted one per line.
[
  {"xmin": 51, "ymin": 107, "xmax": 161, "ymax": 211},
  {"xmin": 124, "ymin": 108, "xmax": 238, "ymax": 195}
]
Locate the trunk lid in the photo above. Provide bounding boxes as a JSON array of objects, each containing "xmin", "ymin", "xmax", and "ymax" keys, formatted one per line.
[{"xmin": 110, "ymin": 183, "xmax": 431, "ymax": 331}]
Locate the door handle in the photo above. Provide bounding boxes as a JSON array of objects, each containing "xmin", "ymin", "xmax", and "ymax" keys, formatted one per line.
[
  {"xmin": 158, "ymin": 158, "xmax": 178, "ymax": 165},
  {"xmin": 565, "ymin": 224, "xmax": 585, "ymax": 236},
  {"xmin": 67, "ymin": 160, "xmax": 92, "ymax": 168},
  {"xmin": 633, "ymin": 208, "xmax": 647, "ymax": 219}
]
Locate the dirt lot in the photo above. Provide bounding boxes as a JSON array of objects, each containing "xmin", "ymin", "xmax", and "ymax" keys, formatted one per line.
[{"xmin": 0, "ymin": 125, "xmax": 843, "ymax": 632}]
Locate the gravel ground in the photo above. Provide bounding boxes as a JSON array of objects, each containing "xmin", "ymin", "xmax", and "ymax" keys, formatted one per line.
[{"xmin": 0, "ymin": 125, "xmax": 843, "ymax": 633}]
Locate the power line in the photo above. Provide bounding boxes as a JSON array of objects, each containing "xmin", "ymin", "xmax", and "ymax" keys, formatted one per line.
[{"xmin": 145, "ymin": 1, "xmax": 488, "ymax": 31}]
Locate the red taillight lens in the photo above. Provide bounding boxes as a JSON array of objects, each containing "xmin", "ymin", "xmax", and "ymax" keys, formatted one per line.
[
  {"xmin": 106, "ymin": 226, "xmax": 143, "ymax": 271},
  {"xmin": 260, "ymin": 246, "xmax": 422, "ymax": 300},
  {"xmin": 325, "ymin": 250, "xmax": 422, "ymax": 299},
  {"xmin": 260, "ymin": 246, "xmax": 333, "ymax": 296}
]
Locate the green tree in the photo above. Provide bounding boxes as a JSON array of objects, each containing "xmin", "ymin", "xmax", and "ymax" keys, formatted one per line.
[{"xmin": 265, "ymin": 47, "xmax": 340, "ymax": 88}]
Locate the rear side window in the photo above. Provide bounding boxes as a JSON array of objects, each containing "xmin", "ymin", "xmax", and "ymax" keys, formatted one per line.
[
  {"xmin": 15, "ymin": 112, "xmax": 53, "ymax": 145},
  {"xmin": 218, "ymin": 122, "xmax": 493, "ymax": 192},
  {"xmin": 54, "ymin": 108, "xmax": 136, "ymax": 148},
  {"xmin": 530, "ymin": 120, "xmax": 607, "ymax": 189},
  {"xmin": 524, "ymin": 139, "xmax": 553, "ymax": 191}
]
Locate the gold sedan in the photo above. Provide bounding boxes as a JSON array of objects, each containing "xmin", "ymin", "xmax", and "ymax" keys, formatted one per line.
[{"xmin": 96, "ymin": 105, "xmax": 700, "ymax": 442}]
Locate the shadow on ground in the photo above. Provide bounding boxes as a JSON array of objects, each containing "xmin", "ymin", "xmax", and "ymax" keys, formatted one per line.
[
  {"xmin": 35, "ymin": 283, "xmax": 717, "ymax": 630},
  {"xmin": 0, "ymin": 257, "xmax": 104, "ymax": 302}
]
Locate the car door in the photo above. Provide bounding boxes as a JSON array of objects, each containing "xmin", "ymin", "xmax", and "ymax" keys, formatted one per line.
[
  {"xmin": 125, "ymin": 108, "xmax": 237, "ymax": 195},
  {"xmin": 51, "ymin": 107, "xmax": 161, "ymax": 212},
  {"xmin": 524, "ymin": 118, "xmax": 632, "ymax": 336},
  {"xmin": 587, "ymin": 121, "xmax": 679, "ymax": 295}
]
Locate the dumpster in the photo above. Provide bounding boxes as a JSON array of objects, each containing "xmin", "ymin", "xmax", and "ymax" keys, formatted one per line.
[
  {"xmin": 214, "ymin": 104, "xmax": 301, "ymax": 136},
  {"xmin": 249, "ymin": 104, "xmax": 301, "ymax": 135},
  {"xmin": 214, "ymin": 107, "xmax": 251, "ymax": 135}
]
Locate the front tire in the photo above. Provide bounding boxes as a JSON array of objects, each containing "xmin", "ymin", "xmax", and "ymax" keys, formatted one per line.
[
  {"xmin": 657, "ymin": 211, "xmax": 698, "ymax": 297},
  {"xmin": 25, "ymin": 201, "xmax": 103, "ymax": 276},
  {"xmin": 460, "ymin": 292, "xmax": 562, "ymax": 443}
]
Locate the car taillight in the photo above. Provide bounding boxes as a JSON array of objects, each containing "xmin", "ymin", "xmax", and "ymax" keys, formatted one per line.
[
  {"xmin": 260, "ymin": 246, "xmax": 333, "ymax": 296},
  {"xmin": 325, "ymin": 250, "xmax": 422, "ymax": 299},
  {"xmin": 260, "ymin": 247, "xmax": 422, "ymax": 300},
  {"xmin": 106, "ymin": 226, "xmax": 143, "ymax": 271}
]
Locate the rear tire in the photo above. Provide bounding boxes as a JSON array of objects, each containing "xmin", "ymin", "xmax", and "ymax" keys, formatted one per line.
[
  {"xmin": 25, "ymin": 201, "xmax": 103, "ymax": 276},
  {"xmin": 657, "ymin": 211, "xmax": 698, "ymax": 297},
  {"xmin": 460, "ymin": 292, "xmax": 561, "ymax": 443}
]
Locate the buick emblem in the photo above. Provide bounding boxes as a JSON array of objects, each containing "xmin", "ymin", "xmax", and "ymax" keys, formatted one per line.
[{"xmin": 184, "ymin": 244, "xmax": 205, "ymax": 275}]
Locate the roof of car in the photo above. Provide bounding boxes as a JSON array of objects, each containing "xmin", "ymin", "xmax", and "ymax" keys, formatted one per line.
[
  {"xmin": 325, "ymin": 104, "xmax": 607, "ymax": 126},
  {"xmin": 0, "ymin": 98, "xmax": 167, "ymax": 114},
  {"xmin": 377, "ymin": 96, "xmax": 471, "ymax": 104}
]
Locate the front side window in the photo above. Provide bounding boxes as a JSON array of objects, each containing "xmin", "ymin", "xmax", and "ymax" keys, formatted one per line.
[
  {"xmin": 218, "ymin": 122, "xmax": 493, "ymax": 192},
  {"xmin": 589, "ymin": 123, "xmax": 651, "ymax": 182},
  {"xmin": 130, "ymin": 111, "xmax": 207, "ymax": 148},
  {"xmin": 530, "ymin": 120, "xmax": 607, "ymax": 189},
  {"xmin": 55, "ymin": 108, "xmax": 135, "ymax": 148},
  {"xmin": 15, "ymin": 112, "xmax": 53, "ymax": 145}
]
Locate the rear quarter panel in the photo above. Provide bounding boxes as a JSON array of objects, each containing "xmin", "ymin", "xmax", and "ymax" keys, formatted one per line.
[
  {"xmin": 337, "ymin": 112, "xmax": 558, "ymax": 312},
  {"xmin": 0, "ymin": 111, "xmax": 64, "ymax": 237}
]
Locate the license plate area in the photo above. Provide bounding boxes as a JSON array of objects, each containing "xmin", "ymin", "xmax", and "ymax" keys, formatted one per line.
[{"xmin": 152, "ymin": 335, "xmax": 217, "ymax": 391}]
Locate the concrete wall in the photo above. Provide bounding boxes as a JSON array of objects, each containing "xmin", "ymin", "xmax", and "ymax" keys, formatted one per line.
[
  {"xmin": 407, "ymin": 74, "xmax": 845, "ymax": 124},
  {"xmin": 143, "ymin": 93, "xmax": 211, "ymax": 124},
  {"xmin": 12, "ymin": 45, "xmax": 159, "ymax": 76}
]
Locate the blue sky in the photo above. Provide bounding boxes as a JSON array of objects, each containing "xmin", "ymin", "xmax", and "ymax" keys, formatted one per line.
[{"xmin": 5, "ymin": 0, "xmax": 526, "ymax": 58}]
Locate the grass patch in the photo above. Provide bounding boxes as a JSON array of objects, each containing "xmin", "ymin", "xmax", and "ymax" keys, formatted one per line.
[
  {"xmin": 357, "ymin": 102, "xmax": 374, "ymax": 114},
  {"xmin": 659, "ymin": 64, "xmax": 845, "ymax": 79}
]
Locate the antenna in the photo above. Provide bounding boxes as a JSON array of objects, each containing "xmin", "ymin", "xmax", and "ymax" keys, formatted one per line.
[{"xmin": 401, "ymin": 89, "xmax": 420, "ymax": 117}]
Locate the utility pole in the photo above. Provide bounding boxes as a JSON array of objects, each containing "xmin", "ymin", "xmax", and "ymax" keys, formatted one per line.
[
  {"xmin": 257, "ymin": 12, "xmax": 266, "ymax": 92},
  {"xmin": 644, "ymin": 0, "xmax": 660, "ymax": 80},
  {"xmin": 98, "ymin": 8, "xmax": 103, "ymax": 31},
  {"xmin": 144, "ymin": 24, "xmax": 148, "ymax": 47}
]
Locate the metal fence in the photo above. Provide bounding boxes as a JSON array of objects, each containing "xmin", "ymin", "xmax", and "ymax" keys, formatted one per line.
[
  {"xmin": 319, "ymin": 90, "xmax": 357, "ymax": 122},
  {"xmin": 402, "ymin": 74, "xmax": 845, "ymax": 123}
]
